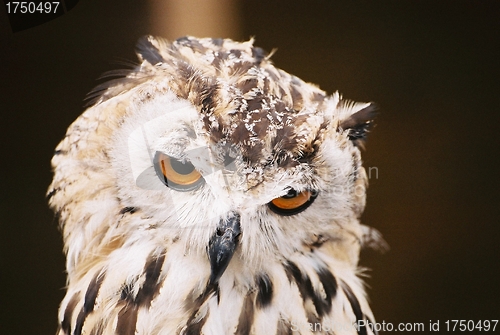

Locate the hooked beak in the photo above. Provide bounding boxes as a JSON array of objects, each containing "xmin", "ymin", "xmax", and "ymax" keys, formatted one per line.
[{"xmin": 207, "ymin": 212, "xmax": 241, "ymax": 285}]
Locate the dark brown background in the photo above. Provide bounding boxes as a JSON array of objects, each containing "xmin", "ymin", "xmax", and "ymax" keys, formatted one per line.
[{"xmin": 1, "ymin": 1, "xmax": 499, "ymax": 334}]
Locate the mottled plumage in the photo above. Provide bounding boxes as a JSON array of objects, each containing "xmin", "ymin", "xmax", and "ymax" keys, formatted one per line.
[{"xmin": 49, "ymin": 36, "xmax": 382, "ymax": 335}]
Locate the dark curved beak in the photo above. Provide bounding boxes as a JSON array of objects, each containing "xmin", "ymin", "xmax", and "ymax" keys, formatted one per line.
[{"xmin": 207, "ymin": 212, "xmax": 241, "ymax": 285}]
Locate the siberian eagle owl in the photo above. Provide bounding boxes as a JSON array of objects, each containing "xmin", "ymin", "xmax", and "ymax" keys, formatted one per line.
[{"xmin": 48, "ymin": 36, "xmax": 381, "ymax": 335}]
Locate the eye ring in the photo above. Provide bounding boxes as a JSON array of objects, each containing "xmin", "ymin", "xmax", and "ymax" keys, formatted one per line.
[
  {"xmin": 153, "ymin": 152, "xmax": 204, "ymax": 191},
  {"xmin": 268, "ymin": 188, "xmax": 318, "ymax": 216}
]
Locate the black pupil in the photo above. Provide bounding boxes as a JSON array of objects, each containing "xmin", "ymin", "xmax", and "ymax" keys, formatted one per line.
[
  {"xmin": 282, "ymin": 188, "xmax": 298, "ymax": 199},
  {"xmin": 170, "ymin": 159, "xmax": 195, "ymax": 175}
]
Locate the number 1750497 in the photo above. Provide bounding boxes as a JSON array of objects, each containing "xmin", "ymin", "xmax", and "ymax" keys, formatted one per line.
[
  {"xmin": 5, "ymin": 2, "xmax": 60, "ymax": 14},
  {"xmin": 445, "ymin": 320, "xmax": 498, "ymax": 332}
]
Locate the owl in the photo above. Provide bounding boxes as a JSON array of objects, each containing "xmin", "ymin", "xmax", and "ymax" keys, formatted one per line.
[{"xmin": 48, "ymin": 36, "xmax": 382, "ymax": 335}]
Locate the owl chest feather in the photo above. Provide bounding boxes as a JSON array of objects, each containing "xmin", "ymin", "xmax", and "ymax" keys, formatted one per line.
[{"xmin": 58, "ymin": 238, "xmax": 374, "ymax": 335}]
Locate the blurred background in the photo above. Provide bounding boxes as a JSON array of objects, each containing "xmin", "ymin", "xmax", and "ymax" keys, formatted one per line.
[{"xmin": 1, "ymin": 0, "xmax": 499, "ymax": 334}]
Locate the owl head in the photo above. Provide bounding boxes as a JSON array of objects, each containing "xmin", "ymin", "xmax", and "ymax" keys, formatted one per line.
[{"xmin": 49, "ymin": 36, "xmax": 376, "ymax": 284}]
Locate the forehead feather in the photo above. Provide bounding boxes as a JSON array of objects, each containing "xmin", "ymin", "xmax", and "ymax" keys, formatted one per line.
[{"xmin": 139, "ymin": 36, "xmax": 333, "ymax": 167}]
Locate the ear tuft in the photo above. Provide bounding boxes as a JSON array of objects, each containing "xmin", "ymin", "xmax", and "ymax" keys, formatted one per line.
[
  {"xmin": 135, "ymin": 36, "xmax": 165, "ymax": 66},
  {"xmin": 339, "ymin": 102, "xmax": 378, "ymax": 144}
]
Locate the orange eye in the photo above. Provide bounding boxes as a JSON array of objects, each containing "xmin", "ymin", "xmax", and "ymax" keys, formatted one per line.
[
  {"xmin": 268, "ymin": 188, "xmax": 318, "ymax": 216},
  {"xmin": 153, "ymin": 152, "xmax": 204, "ymax": 191}
]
